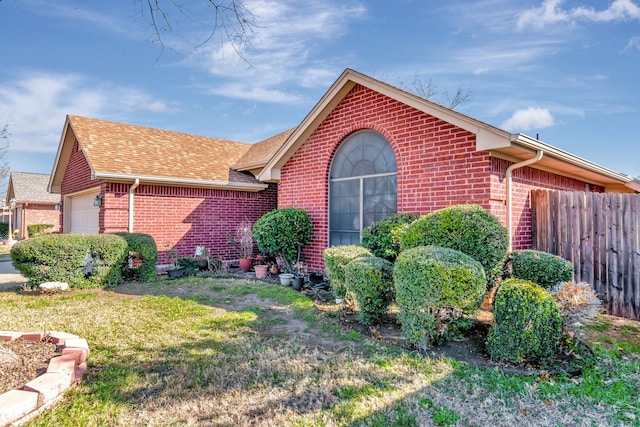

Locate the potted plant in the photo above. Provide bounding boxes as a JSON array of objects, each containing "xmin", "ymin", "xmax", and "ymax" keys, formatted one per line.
[
  {"xmin": 254, "ymin": 264, "xmax": 269, "ymax": 279},
  {"xmin": 228, "ymin": 219, "xmax": 255, "ymax": 272},
  {"xmin": 253, "ymin": 207, "xmax": 313, "ymax": 275},
  {"xmin": 165, "ymin": 247, "xmax": 185, "ymax": 279},
  {"xmin": 292, "ymin": 261, "xmax": 306, "ymax": 291}
]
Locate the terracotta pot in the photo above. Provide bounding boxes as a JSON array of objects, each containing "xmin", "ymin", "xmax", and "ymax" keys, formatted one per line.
[
  {"xmin": 239, "ymin": 258, "xmax": 252, "ymax": 272},
  {"xmin": 254, "ymin": 264, "xmax": 269, "ymax": 279},
  {"xmin": 270, "ymin": 264, "xmax": 279, "ymax": 274}
]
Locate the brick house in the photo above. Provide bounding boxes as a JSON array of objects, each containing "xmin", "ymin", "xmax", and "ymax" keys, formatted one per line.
[
  {"xmin": 5, "ymin": 172, "xmax": 61, "ymax": 239},
  {"xmin": 258, "ymin": 69, "xmax": 639, "ymax": 269},
  {"xmin": 48, "ymin": 115, "xmax": 291, "ymax": 262},
  {"xmin": 49, "ymin": 69, "xmax": 639, "ymax": 268}
]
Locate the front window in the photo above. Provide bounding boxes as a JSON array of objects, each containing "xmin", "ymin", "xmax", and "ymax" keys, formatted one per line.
[{"xmin": 329, "ymin": 131, "xmax": 397, "ymax": 246}]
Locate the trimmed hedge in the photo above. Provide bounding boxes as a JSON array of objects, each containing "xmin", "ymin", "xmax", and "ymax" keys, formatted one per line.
[
  {"xmin": 323, "ymin": 245, "xmax": 372, "ymax": 301},
  {"xmin": 400, "ymin": 204, "xmax": 508, "ymax": 285},
  {"xmin": 253, "ymin": 207, "xmax": 312, "ymax": 273},
  {"xmin": 361, "ymin": 213, "xmax": 420, "ymax": 261},
  {"xmin": 114, "ymin": 232, "xmax": 158, "ymax": 282},
  {"xmin": 345, "ymin": 256, "xmax": 394, "ymax": 324},
  {"xmin": 394, "ymin": 245, "xmax": 486, "ymax": 349},
  {"xmin": 506, "ymin": 249, "xmax": 573, "ymax": 290},
  {"xmin": 27, "ymin": 223, "xmax": 55, "ymax": 237},
  {"xmin": 486, "ymin": 278, "xmax": 563, "ymax": 366},
  {"xmin": 10, "ymin": 233, "xmax": 129, "ymax": 288}
]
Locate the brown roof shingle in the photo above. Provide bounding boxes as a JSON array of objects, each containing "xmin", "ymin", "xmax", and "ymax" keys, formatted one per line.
[
  {"xmin": 68, "ymin": 115, "xmax": 256, "ymax": 183},
  {"xmin": 234, "ymin": 128, "xmax": 295, "ymax": 170}
]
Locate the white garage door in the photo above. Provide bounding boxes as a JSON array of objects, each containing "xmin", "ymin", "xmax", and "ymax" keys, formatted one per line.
[{"xmin": 70, "ymin": 192, "xmax": 99, "ymax": 234}]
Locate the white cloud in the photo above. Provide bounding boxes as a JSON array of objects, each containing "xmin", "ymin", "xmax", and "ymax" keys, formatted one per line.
[
  {"xmin": 518, "ymin": 0, "xmax": 640, "ymax": 30},
  {"xmin": 623, "ymin": 36, "xmax": 640, "ymax": 52},
  {"xmin": 501, "ymin": 107, "xmax": 555, "ymax": 132},
  {"xmin": 0, "ymin": 72, "xmax": 177, "ymax": 153},
  {"xmin": 187, "ymin": 0, "xmax": 367, "ymax": 103}
]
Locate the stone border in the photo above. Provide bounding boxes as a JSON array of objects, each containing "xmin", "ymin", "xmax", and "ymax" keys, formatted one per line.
[{"xmin": 0, "ymin": 331, "xmax": 89, "ymax": 427}]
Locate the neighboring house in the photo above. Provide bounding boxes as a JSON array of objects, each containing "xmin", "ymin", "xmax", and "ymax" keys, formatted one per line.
[
  {"xmin": 49, "ymin": 69, "xmax": 640, "ymax": 268},
  {"xmin": 6, "ymin": 172, "xmax": 61, "ymax": 239}
]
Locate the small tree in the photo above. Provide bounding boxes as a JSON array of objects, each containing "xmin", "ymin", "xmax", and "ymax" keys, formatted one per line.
[{"xmin": 253, "ymin": 207, "xmax": 312, "ymax": 273}]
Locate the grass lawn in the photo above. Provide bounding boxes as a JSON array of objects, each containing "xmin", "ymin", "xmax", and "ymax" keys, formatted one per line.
[{"xmin": 1, "ymin": 276, "xmax": 639, "ymax": 426}]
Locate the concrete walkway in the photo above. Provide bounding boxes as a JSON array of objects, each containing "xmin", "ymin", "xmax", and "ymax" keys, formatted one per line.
[{"xmin": 0, "ymin": 256, "xmax": 27, "ymax": 290}]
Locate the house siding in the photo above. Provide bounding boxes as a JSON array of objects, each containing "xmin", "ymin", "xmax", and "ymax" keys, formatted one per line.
[
  {"xmin": 278, "ymin": 84, "xmax": 606, "ymax": 269},
  {"xmin": 22, "ymin": 204, "xmax": 60, "ymax": 238},
  {"xmin": 102, "ymin": 183, "xmax": 277, "ymax": 263},
  {"xmin": 489, "ymin": 157, "xmax": 604, "ymax": 250},
  {"xmin": 278, "ymin": 84, "xmax": 493, "ymax": 270}
]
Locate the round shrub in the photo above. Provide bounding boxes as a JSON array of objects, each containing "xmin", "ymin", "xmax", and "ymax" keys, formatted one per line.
[
  {"xmin": 394, "ymin": 245, "xmax": 486, "ymax": 349},
  {"xmin": 10, "ymin": 233, "xmax": 128, "ymax": 288},
  {"xmin": 361, "ymin": 212, "xmax": 420, "ymax": 261},
  {"xmin": 115, "ymin": 232, "xmax": 158, "ymax": 282},
  {"xmin": 323, "ymin": 245, "xmax": 372, "ymax": 300},
  {"xmin": 486, "ymin": 278, "xmax": 562, "ymax": 366},
  {"xmin": 399, "ymin": 204, "xmax": 508, "ymax": 285},
  {"xmin": 506, "ymin": 249, "xmax": 573, "ymax": 290},
  {"xmin": 345, "ymin": 256, "xmax": 394, "ymax": 324},
  {"xmin": 253, "ymin": 207, "xmax": 312, "ymax": 273}
]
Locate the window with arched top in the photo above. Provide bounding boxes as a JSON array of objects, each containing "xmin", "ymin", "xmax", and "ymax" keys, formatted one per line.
[{"xmin": 329, "ymin": 130, "xmax": 397, "ymax": 246}]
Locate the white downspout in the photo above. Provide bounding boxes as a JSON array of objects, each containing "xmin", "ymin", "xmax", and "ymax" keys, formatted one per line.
[
  {"xmin": 128, "ymin": 179, "xmax": 140, "ymax": 232},
  {"xmin": 506, "ymin": 150, "xmax": 543, "ymax": 252}
]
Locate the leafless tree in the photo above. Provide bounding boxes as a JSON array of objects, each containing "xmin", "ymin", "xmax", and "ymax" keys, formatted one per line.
[
  {"xmin": 394, "ymin": 73, "xmax": 473, "ymax": 110},
  {"xmin": 0, "ymin": 123, "xmax": 9, "ymax": 183},
  {"xmin": 133, "ymin": 0, "xmax": 256, "ymax": 55}
]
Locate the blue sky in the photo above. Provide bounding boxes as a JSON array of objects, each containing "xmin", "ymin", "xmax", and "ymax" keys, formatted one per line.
[{"xmin": 1, "ymin": 0, "xmax": 639, "ymax": 192}]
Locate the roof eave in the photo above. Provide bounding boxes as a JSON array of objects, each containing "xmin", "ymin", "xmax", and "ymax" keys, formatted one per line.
[{"xmin": 93, "ymin": 172, "xmax": 268, "ymax": 192}]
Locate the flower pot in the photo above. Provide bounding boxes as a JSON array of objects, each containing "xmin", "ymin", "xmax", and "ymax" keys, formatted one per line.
[
  {"xmin": 308, "ymin": 272, "xmax": 324, "ymax": 284},
  {"xmin": 239, "ymin": 258, "xmax": 252, "ymax": 272},
  {"xmin": 292, "ymin": 276, "xmax": 304, "ymax": 291},
  {"xmin": 270, "ymin": 264, "xmax": 279, "ymax": 274},
  {"xmin": 254, "ymin": 264, "xmax": 269, "ymax": 279},
  {"xmin": 279, "ymin": 273, "xmax": 294, "ymax": 286},
  {"xmin": 167, "ymin": 267, "xmax": 185, "ymax": 279}
]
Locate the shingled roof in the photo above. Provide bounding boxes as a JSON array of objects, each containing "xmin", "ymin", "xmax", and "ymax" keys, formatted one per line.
[
  {"xmin": 49, "ymin": 115, "xmax": 286, "ymax": 193},
  {"xmin": 7, "ymin": 172, "xmax": 60, "ymax": 203}
]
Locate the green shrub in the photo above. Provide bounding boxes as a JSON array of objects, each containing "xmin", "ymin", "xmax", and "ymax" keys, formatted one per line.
[
  {"xmin": 0, "ymin": 222, "xmax": 7, "ymax": 239},
  {"xmin": 253, "ymin": 207, "xmax": 312, "ymax": 273},
  {"xmin": 323, "ymin": 245, "xmax": 372, "ymax": 301},
  {"xmin": 177, "ymin": 257, "xmax": 199, "ymax": 277},
  {"xmin": 114, "ymin": 232, "xmax": 157, "ymax": 282},
  {"xmin": 400, "ymin": 204, "xmax": 508, "ymax": 286},
  {"xmin": 361, "ymin": 213, "xmax": 420, "ymax": 261},
  {"xmin": 486, "ymin": 278, "xmax": 562, "ymax": 366},
  {"xmin": 27, "ymin": 223, "xmax": 55, "ymax": 237},
  {"xmin": 10, "ymin": 233, "xmax": 128, "ymax": 289},
  {"xmin": 394, "ymin": 245, "xmax": 486, "ymax": 349},
  {"xmin": 506, "ymin": 249, "xmax": 573, "ymax": 290},
  {"xmin": 345, "ymin": 256, "xmax": 394, "ymax": 324}
]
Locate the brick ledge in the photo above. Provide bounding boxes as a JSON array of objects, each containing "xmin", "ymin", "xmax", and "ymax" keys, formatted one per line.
[{"xmin": 0, "ymin": 331, "xmax": 89, "ymax": 427}]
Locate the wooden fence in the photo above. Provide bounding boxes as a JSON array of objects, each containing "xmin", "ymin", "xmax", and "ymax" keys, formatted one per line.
[{"xmin": 531, "ymin": 190, "xmax": 640, "ymax": 320}]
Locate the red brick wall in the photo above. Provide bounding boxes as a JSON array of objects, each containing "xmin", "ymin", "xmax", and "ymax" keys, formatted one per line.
[
  {"xmin": 59, "ymin": 139, "xmax": 107, "ymax": 231},
  {"xmin": 102, "ymin": 183, "xmax": 277, "ymax": 263},
  {"xmin": 489, "ymin": 157, "xmax": 604, "ymax": 250},
  {"xmin": 278, "ymin": 84, "xmax": 493, "ymax": 270},
  {"xmin": 61, "ymin": 140, "xmax": 278, "ymax": 263},
  {"xmin": 22, "ymin": 204, "xmax": 60, "ymax": 238}
]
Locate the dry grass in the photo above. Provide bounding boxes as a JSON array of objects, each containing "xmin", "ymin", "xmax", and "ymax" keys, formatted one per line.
[{"xmin": 0, "ymin": 277, "xmax": 638, "ymax": 426}]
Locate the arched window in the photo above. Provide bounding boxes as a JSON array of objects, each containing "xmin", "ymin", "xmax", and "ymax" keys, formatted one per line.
[{"xmin": 329, "ymin": 130, "xmax": 397, "ymax": 246}]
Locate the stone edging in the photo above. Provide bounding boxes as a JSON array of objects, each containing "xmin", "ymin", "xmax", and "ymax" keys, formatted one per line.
[{"xmin": 0, "ymin": 331, "xmax": 89, "ymax": 427}]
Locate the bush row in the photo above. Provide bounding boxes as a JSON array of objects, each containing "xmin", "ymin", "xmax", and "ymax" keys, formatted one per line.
[
  {"xmin": 11, "ymin": 232, "xmax": 157, "ymax": 288},
  {"xmin": 326, "ymin": 204, "xmax": 584, "ymax": 366}
]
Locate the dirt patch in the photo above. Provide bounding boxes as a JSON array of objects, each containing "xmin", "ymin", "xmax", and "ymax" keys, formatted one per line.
[{"xmin": 0, "ymin": 337, "xmax": 60, "ymax": 395}]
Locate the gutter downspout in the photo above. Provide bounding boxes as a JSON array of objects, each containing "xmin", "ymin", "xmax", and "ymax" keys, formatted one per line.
[
  {"xmin": 129, "ymin": 179, "xmax": 140, "ymax": 232},
  {"xmin": 506, "ymin": 150, "xmax": 543, "ymax": 252}
]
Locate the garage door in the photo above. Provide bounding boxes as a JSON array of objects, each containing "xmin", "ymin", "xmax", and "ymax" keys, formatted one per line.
[{"xmin": 69, "ymin": 192, "xmax": 99, "ymax": 234}]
